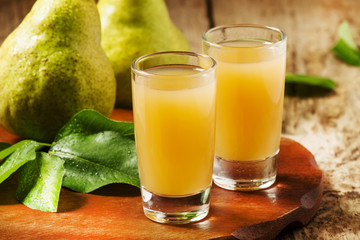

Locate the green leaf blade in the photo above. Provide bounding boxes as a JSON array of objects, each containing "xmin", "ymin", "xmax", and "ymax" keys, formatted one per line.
[
  {"xmin": 338, "ymin": 21, "xmax": 358, "ymax": 50},
  {"xmin": 51, "ymin": 110, "xmax": 139, "ymax": 193},
  {"xmin": 332, "ymin": 21, "xmax": 360, "ymax": 66},
  {"xmin": 54, "ymin": 109, "xmax": 135, "ymax": 141},
  {"xmin": 0, "ymin": 141, "xmax": 28, "ymax": 160},
  {"xmin": 332, "ymin": 39, "xmax": 360, "ymax": 66},
  {"xmin": 16, "ymin": 152, "xmax": 65, "ymax": 212},
  {"xmin": 285, "ymin": 73, "xmax": 336, "ymax": 97},
  {"xmin": 0, "ymin": 140, "xmax": 40, "ymax": 184},
  {"xmin": 286, "ymin": 73, "xmax": 336, "ymax": 89}
]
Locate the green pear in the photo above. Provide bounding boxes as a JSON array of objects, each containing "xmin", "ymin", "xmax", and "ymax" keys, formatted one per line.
[
  {"xmin": 98, "ymin": 0, "xmax": 190, "ymax": 108},
  {"xmin": 0, "ymin": 0, "xmax": 116, "ymax": 142}
]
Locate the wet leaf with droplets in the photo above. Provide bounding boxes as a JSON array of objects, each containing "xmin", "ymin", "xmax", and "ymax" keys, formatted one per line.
[
  {"xmin": 0, "ymin": 140, "xmax": 41, "ymax": 184},
  {"xmin": 50, "ymin": 109, "xmax": 139, "ymax": 193},
  {"xmin": 16, "ymin": 152, "xmax": 65, "ymax": 212},
  {"xmin": 0, "ymin": 110, "xmax": 138, "ymax": 212}
]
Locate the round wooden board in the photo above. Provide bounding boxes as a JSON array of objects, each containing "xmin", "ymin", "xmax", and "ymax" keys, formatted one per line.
[{"xmin": 0, "ymin": 109, "xmax": 323, "ymax": 240}]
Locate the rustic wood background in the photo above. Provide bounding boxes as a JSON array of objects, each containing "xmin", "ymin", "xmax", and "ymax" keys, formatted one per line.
[{"xmin": 1, "ymin": 0, "xmax": 360, "ymax": 239}]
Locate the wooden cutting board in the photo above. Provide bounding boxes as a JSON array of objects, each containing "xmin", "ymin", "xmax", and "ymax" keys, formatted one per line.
[{"xmin": 0, "ymin": 109, "xmax": 323, "ymax": 240}]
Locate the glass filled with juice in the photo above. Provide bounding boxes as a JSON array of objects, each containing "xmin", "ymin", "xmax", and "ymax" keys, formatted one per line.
[
  {"xmin": 202, "ymin": 24, "xmax": 287, "ymax": 191},
  {"xmin": 131, "ymin": 51, "xmax": 216, "ymax": 224}
]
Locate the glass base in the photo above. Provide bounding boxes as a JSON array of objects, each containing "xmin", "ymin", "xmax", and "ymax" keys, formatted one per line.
[
  {"xmin": 213, "ymin": 151, "xmax": 278, "ymax": 191},
  {"xmin": 141, "ymin": 186, "xmax": 211, "ymax": 224}
]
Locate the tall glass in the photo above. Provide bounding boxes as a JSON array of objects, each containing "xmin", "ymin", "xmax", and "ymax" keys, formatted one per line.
[
  {"xmin": 131, "ymin": 51, "xmax": 216, "ymax": 224},
  {"xmin": 202, "ymin": 24, "xmax": 287, "ymax": 191}
]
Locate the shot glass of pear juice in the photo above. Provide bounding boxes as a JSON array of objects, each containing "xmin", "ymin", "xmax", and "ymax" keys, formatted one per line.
[
  {"xmin": 131, "ymin": 51, "xmax": 216, "ymax": 224},
  {"xmin": 203, "ymin": 24, "xmax": 287, "ymax": 191}
]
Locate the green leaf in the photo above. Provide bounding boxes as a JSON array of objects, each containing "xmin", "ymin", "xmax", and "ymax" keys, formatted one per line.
[
  {"xmin": 0, "ymin": 140, "xmax": 40, "ymax": 184},
  {"xmin": 50, "ymin": 110, "xmax": 139, "ymax": 193},
  {"xmin": 0, "ymin": 140, "xmax": 42, "ymax": 161},
  {"xmin": 17, "ymin": 152, "xmax": 65, "ymax": 212},
  {"xmin": 54, "ymin": 109, "xmax": 134, "ymax": 141},
  {"xmin": 338, "ymin": 21, "xmax": 358, "ymax": 50},
  {"xmin": 286, "ymin": 73, "xmax": 336, "ymax": 89},
  {"xmin": 332, "ymin": 21, "xmax": 360, "ymax": 65},
  {"xmin": 285, "ymin": 73, "xmax": 336, "ymax": 97},
  {"xmin": 332, "ymin": 39, "xmax": 360, "ymax": 66}
]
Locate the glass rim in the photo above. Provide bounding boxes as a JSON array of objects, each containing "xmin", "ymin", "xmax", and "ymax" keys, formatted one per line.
[
  {"xmin": 202, "ymin": 24, "xmax": 287, "ymax": 50},
  {"xmin": 131, "ymin": 51, "xmax": 216, "ymax": 79}
]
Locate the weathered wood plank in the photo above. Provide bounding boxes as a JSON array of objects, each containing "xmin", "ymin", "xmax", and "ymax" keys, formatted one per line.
[{"xmin": 166, "ymin": 0, "xmax": 209, "ymax": 53}]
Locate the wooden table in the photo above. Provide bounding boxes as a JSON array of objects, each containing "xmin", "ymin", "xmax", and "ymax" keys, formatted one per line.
[{"xmin": 1, "ymin": 0, "xmax": 360, "ymax": 239}]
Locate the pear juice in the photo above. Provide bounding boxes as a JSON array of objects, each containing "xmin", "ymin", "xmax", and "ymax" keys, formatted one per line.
[{"xmin": 132, "ymin": 65, "xmax": 216, "ymax": 196}]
